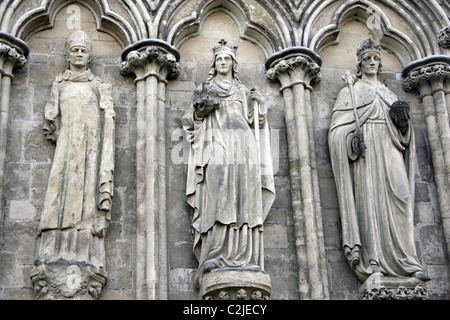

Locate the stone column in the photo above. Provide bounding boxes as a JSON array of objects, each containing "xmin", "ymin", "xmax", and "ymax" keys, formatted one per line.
[
  {"xmin": 0, "ymin": 32, "xmax": 28, "ymax": 238},
  {"xmin": 120, "ymin": 39, "xmax": 180, "ymax": 300},
  {"xmin": 402, "ymin": 55, "xmax": 450, "ymax": 263},
  {"xmin": 266, "ymin": 47, "xmax": 329, "ymax": 300}
]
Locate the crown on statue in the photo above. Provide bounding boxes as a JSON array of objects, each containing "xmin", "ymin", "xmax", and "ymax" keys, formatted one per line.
[
  {"xmin": 356, "ymin": 38, "xmax": 381, "ymax": 57},
  {"xmin": 213, "ymin": 39, "xmax": 238, "ymax": 57}
]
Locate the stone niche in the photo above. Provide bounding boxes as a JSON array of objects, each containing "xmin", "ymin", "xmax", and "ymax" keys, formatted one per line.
[
  {"xmin": 318, "ymin": 19, "xmax": 433, "ymax": 301},
  {"xmin": 17, "ymin": 3, "xmax": 134, "ymax": 300},
  {"xmin": 171, "ymin": 9, "xmax": 291, "ymax": 300}
]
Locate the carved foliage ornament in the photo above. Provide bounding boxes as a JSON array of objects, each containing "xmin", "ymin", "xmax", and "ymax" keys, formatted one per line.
[
  {"xmin": 204, "ymin": 288, "xmax": 270, "ymax": 300},
  {"xmin": 0, "ymin": 43, "xmax": 27, "ymax": 78},
  {"xmin": 360, "ymin": 284, "xmax": 428, "ymax": 300},
  {"xmin": 0, "ymin": 43, "xmax": 27, "ymax": 66},
  {"xmin": 266, "ymin": 54, "xmax": 321, "ymax": 88},
  {"xmin": 120, "ymin": 46, "xmax": 180, "ymax": 81},
  {"xmin": 402, "ymin": 64, "xmax": 450, "ymax": 91},
  {"xmin": 31, "ymin": 260, "xmax": 107, "ymax": 300},
  {"xmin": 438, "ymin": 26, "xmax": 450, "ymax": 48}
]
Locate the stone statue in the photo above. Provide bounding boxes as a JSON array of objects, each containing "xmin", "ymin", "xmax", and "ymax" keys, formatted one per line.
[
  {"xmin": 182, "ymin": 39, "xmax": 275, "ymax": 298},
  {"xmin": 31, "ymin": 30, "xmax": 115, "ymax": 299},
  {"xmin": 328, "ymin": 38, "xmax": 430, "ymax": 289}
]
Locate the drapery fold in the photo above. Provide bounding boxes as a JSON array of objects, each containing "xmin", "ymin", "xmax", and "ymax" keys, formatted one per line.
[{"xmin": 329, "ymin": 79, "xmax": 424, "ymax": 281}]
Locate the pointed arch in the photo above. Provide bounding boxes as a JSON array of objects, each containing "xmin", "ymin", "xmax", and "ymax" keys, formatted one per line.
[
  {"xmin": 0, "ymin": 0, "xmax": 138, "ymax": 48},
  {"xmin": 299, "ymin": 0, "xmax": 449, "ymax": 68},
  {"xmin": 159, "ymin": 0, "xmax": 293, "ymax": 59},
  {"xmin": 305, "ymin": 0, "xmax": 420, "ymax": 67}
]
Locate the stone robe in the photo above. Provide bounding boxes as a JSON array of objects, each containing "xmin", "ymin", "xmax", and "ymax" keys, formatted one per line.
[
  {"xmin": 328, "ymin": 79, "xmax": 425, "ymax": 281},
  {"xmin": 37, "ymin": 69, "xmax": 115, "ymax": 270},
  {"xmin": 183, "ymin": 78, "xmax": 275, "ymax": 286}
]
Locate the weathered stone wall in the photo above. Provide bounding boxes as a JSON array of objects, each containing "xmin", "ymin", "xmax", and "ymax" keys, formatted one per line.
[{"xmin": 0, "ymin": 0, "xmax": 449, "ymax": 300}]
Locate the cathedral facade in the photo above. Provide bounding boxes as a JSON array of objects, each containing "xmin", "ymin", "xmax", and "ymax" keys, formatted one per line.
[{"xmin": 0, "ymin": 0, "xmax": 449, "ymax": 300}]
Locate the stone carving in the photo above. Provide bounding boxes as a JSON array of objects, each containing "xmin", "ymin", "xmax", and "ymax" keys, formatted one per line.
[
  {"xmin": 31, "ymin": 30, "xmax": 115, "ymax": 300},
  {"xmin": 359, "ymin": 273, "xmax": 428, "ymax": 300},
  {"xmin": 200, "ymin": 269, "xmax": 271, "ymax": 300},
  {"xmin": 265, "ymin": 47, "xmax": 329, "ymax": 299},
  {"xmin": 0, "ymin": 32, "xmax": 29, "ymax": 225},
  {"xmin": 120, "ymin": 44, "xmax": 180, "ymax": 81},
  {"xmin": 120, "ymin": 39, "xmax": 180, "ymax": 299},
  {"xmin": 328, "ymin": 39, "xmax": 430, "ymax": 298},
  {"xmin": 182, "ymin": 39, "xmax": 275, "ymax": 299},
  {"xmin": 0, "ymin": 41, "xmax": 27, "ymax": 70},
  {"xmin": 402, "ymin": 63, "xmax": 450, "ymax": 94},
  {"xmin": 438, "ymin": 26, "xmax": 450, "ymax": 48},
  {"xmin": 30, "ymin": 259, "xmax": 107, "ymax": 300},
  {"xmin": 266, "ymin": 53, "xmax": 321, "ymax": 88},
  {"xmin": 402, "ymin": 55, "xmax": 450, "ymax": 267}
]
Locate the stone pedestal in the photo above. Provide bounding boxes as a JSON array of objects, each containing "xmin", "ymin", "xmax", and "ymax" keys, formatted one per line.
[
  {"xmin": 359, "ymin": 273, "xmax": 428, "ymax": 300},
  {"xmin": 30, "ymin": 259, "xmax": 107, "ymax": 300},
  {"xmin": 200, "ymin": 269, "xmax": 271, "ymax": 300}
]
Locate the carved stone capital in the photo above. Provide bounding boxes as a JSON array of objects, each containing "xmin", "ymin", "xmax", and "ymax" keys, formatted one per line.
[
  {"xmin": 265, "ymin": 46, "xmax": 322, "ymax": 90},
  {"xmin": 359, "ymin": 273, "xmax": 428, "ymax": 300},
  {"xmin": 402, "ymin": 55, "xmax": 450, "ymax": 94},
  {"xmin": 0, "ymin": 32, "xmax": 29, "ymax": 76},
  {"xmin": 200, "ymin": 269, "xmax": 271, "ymax": 300},
  {"xmin": 438, "ymin": 26, "xmax": 450, "ymax": 49},
  {"xmin": 120, "ymin": 39, "xmax": 180, "ymax": 83},
  {"xmin": 30, "ymin": 259, "xmax": 107, "ymax": 300}
]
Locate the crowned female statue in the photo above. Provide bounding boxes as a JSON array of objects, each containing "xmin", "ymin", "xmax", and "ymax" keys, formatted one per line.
[
  {"xmin": 328, "ymin": 38, "xmax": 430, "ymax": 284},
  {"xmin": 182, "ymin": 40, "xmax": 275, "ymax": 290}
]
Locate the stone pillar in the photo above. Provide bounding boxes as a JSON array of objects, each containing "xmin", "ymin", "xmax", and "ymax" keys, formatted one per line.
[
  {"xmin": 402, "ymin": 55, "xmax": 450, "ymax": 264},
  {"xmin": 0, "ymin": 32, "xmax": 28, "ymax": 239},
  {"xmin": 266, "ymin": 47, "xmax": 329, "ymax": 300},
  {"xmin": 120, "ymin": 39, "xmax": 180, "ymax": 300}
]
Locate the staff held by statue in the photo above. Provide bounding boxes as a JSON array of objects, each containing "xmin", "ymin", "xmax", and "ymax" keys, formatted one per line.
[{"xmin": 342, "ymin": 70, "xmax": 366, "ymax": 158}]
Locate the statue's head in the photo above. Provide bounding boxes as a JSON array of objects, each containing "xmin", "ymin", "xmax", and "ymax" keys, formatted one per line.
[
  {"xmin": 356, "ymin": 38, "xmax": 383, "ymax": 78},
  {"xmin": 208, "ymin": 39, "xmax": 240, "ymax": 81},
  {"xmin": 65, "ymin": 30, "xmax": 92, "ymax": 70}
]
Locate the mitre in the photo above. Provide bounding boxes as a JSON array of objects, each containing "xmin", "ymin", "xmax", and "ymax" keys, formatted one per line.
[{"xmin": 65, "ymin": 30, "xmax": 92, "ymax": 52}]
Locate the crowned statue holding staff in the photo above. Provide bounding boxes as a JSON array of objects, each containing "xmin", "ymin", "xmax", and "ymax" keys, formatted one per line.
[
  {"xmin": 328, "ymin": 38, "xmax": 430, "ymax": 283},
  {"xmin": 182, "ymin": 39, "xmax": 276, "ymax": 288}
]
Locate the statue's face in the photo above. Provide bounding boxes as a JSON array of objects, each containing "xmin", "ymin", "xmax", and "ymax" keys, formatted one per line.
[
  {"xmin": 360, "ymin": 52, "xmax": 381, "ymax": 76},
  {"xmin": 215, "ymin": 52, "xmax": 233, "ymax": 76},
  {"xmin": 67, "ymin": 45, "xmax": 91, "ymax": 69}
]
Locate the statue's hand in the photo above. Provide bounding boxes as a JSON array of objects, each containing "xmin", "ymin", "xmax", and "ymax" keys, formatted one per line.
[
  {"xmin": 349, "ymin": 132, "xmax": 366, "ymax": 158},
  {"xmin": 43, "ymin": 119, "xmax": 58, "ymax": 143},
  {"xmin": 250, "ymin": 88, "xmax": 264, "ymax": 104},
  {"xmin": 195, "ymin": 100, "xmax": 218, "ymax": 118},
  {"xmin": 389, "ymin": 100, "xmax": 410, "ymax": 133}
]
